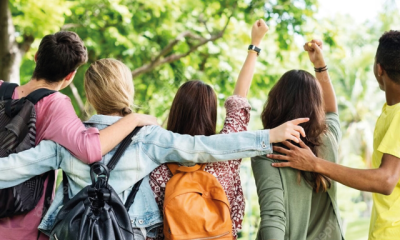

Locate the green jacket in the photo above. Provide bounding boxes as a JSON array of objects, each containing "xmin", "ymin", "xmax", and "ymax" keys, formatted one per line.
[{"xmin": 252, "ymin": 113, "xmax": 344, "ymax": 240}]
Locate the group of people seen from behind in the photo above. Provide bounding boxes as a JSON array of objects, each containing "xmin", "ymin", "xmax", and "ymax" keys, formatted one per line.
[{"xmin": 0, "ymin": 19, "xmax": 399, "ymax": 240}]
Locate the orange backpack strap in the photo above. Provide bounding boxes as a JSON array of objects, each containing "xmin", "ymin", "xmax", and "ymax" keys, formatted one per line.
[{"xmin": 167, "ymin": 163, "xmax": 206, "ymax": 175}]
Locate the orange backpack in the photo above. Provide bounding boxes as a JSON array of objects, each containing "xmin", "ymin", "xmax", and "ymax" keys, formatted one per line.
[{"xmin": 163, "ymin": 163, "xmax": 233, "ymax": 240}]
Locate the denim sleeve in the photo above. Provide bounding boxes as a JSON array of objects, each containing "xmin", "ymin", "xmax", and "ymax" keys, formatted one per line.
[
  {"xmin": 138, "ymin": 126, "xmax": 273, "ymax": 165},
  {"xmin": 0, "ymin": 140, "xmax": 60, "ymax": 188}
]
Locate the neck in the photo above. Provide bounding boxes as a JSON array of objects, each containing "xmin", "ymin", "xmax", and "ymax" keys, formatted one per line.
[
  {"xmin": 17, "ymin": 79, "xmax": 62, "ymax": 97},
  {"xmin": 384, "ymin": 79, "xmax": 400, "ymax": 106}
]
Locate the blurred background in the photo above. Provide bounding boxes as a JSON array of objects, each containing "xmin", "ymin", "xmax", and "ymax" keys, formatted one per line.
[{"xmin": 1, "ymin": 0, "xmax": 399, "ymax": 239}]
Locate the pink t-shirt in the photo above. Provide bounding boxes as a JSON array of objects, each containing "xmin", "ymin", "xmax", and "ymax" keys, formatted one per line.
[{"xmin": 0, "ymin": 81, "xmax": 102, "ymax": 240}]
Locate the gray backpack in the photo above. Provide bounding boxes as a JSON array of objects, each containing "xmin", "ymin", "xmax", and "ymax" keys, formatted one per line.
[{"xmin": 0, "ymin": 82, "xmax": 55, "ymax": 221}]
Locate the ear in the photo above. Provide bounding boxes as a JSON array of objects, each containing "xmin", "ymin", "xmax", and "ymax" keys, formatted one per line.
[
  {"xmin": 34, "ymin": 52, "xmax": 38, "ymax": 62},
  {"xmin": 377, "ymin": 63, "xmax": 384, "ymax": 77},
  {"xmin": 65, "ymin": 71, "xmax": 77, "ymax": 81}
]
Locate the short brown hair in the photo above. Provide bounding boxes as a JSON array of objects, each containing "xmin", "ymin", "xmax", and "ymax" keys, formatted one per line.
[
  {"xmin": 32, "ymin": 31, "xmax": 88, "ymax": 83},
  {"xmin": 167, "ymin": 81, "xmax": 217, "ymax": 136},
  {"xmin": 262, "ymin": 70, "xmax": 330, "ymax": 193}
]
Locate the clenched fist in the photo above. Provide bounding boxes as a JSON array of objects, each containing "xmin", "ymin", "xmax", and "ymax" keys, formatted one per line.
[
  {"xmin": 251, "ymin": 19, "xmax": 269, "ymax": 46},
  {"xmin": 303, "ymin": 39, "xmax": 326, "ymax": 68}
]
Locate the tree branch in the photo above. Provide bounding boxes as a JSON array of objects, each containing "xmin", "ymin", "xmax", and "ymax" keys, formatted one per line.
[
  {"xmin": 199, "ymin": 14, "xmax": 212, "ymax": 35},
  {"xmin": 131, "ymin": 14, "xmax": 232, "ymax": 79},
  {"xmin": 69, "ymin": 82, "xmax": 87, "ymax": 118},
  {"xmin": 61, "ymin": 23, "xmax": 81, "ymax": 30},
  {"xmin": 18, "ymin": 35, "xmax": 34, "ymax": 55}
]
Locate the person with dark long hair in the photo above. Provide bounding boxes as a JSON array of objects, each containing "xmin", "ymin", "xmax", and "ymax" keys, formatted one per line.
[
  {"xmin": 269, "ymin": 31, "xmax": 400, "ymax": 240},
  {"xmin": 251, "ymin": 40, "xmax": 344, "ymax": 240},
  {"xmin": 148, "ymin": 19, "xmax": 293, "ymax": 239}
]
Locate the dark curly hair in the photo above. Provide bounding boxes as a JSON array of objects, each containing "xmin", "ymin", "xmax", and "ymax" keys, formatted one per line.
[{"xmin": 376, "ymin": 30, "xmax": 400, "ymax": 84}]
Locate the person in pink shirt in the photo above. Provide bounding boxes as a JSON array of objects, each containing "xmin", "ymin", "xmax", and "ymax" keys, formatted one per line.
[{"xmin": 0, "ymin": 31, "xmax": 157, "ymax": 240}]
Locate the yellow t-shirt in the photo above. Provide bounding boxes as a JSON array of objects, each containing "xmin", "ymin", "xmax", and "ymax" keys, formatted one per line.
[{"xmin": 369, "ymin": 102, "xmax": 400, "ymax": 240}]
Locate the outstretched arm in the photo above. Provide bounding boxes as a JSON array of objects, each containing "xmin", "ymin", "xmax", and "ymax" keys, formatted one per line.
[
  {"xmin": 143, "ymin": 118, "xmax": 309, "ymax": 165},
  {"xmin": 233, "ymin": 19, "xmax": 268, "ymax": 98},
  {"xmin": 269, "ymin": 141, "xmax": 400, "ymax": 195},
  {"xmin": 304, "ymin": 40, "xmax": 337, "ymax": 113}
]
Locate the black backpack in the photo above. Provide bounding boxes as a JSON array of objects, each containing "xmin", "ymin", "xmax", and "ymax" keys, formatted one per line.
[
  {"xmin": 0, "ymin": 82, "xmax": 56, "ymax": 219},
  {"xmin": 50, "ymin": 127, "xmax": 143, "ymax": 240}
]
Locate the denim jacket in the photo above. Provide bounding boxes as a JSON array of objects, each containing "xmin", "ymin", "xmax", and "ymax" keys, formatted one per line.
[{"xmin": 0, "ymin": 115, "xmax": 273, "ymax": 237}]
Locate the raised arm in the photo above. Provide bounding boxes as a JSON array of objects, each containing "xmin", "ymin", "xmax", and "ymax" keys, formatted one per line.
[
  {"xmin": 233, "ymin": 19, "xmax": 268, "ymax": 97},
  {"xmin": 304, "ymin": 39, "xmax": 337, "ymax": 113}
]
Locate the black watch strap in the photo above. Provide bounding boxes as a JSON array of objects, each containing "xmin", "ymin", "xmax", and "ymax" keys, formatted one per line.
[{"xmin": 248, "ymin": 45, "xmax": 261, "ymax": 55}]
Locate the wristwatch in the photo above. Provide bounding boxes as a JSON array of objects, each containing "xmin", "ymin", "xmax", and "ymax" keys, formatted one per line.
[{"xmin": 248, "ymin": 45, "xmax": 261, "ymax": 55}]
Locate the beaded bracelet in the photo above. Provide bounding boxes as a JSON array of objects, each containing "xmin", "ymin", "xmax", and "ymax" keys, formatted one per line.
[{"xmin": 314, "ymin": 65, "xmax": 328, "ymax": 72}]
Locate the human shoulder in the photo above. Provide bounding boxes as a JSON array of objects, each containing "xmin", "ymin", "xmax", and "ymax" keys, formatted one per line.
[
  {"xmin": 35, "ymin": 91, "xmax": 72, "ymax": 112},
  {"xmin": 224, "ymin": 95, "xmax": 251, "ymax": 111},
  {"xmin": 318, "ymin": 113, "xmax": 341, "ymax": 164},
  {"xmin": 324, "ymin": 112, "xmax": 341, "ymax": 144},
  {"xmin": 40, "ymin": 91, "xmax": 70, "ymax": 103}
]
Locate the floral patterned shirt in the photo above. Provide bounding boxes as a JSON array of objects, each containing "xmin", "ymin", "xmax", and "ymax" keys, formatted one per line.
[{"xmin": 148, "ymin": 95, "xmax": 251, "ymax": 239}]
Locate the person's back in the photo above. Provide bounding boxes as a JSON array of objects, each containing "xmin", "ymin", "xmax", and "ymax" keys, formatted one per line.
[
  {"xmin": 252, "ymin": 41, "xmax": 344, "ymax": 240},
  {"xmin": 149, "ymin": 20, "xmax": 269, "ymax": 239},
  {"xmin": 0, "ymin": 31, "xmax": 99, "ymax": 240},
  {"xmin": 0, "ymin": 32, "xmax": 158, "ymax": 240},
  {"xmin": 267, "ymin": 31, "xmax": 400, "ymax": 240},
  {"xmin": 253, "ymin": 112, "xmax": 342, "ymax": 240}
]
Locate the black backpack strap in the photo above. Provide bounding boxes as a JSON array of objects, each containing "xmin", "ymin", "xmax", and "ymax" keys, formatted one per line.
[
  {"xmin": 106, "ymin": 127, "xmax": 142, "ymax": 171},
  {"xmin": 42, "ymin": 170, "xmax": 56, "ymax": 218},
  {"xmin": 124, "ymin": 178, "xmax": 143, "ymax": 211},
  {"xmin": 37, "ymin": 170, "xmax": 56, "ymax": 240},
  {"xmin": 0, "ymin": 82, "xmax": 18, "ymax": 100},
  {"xmin": 62, "ymin": 127, "xmax": 142, "ymax": 204},
  {"xmin": 26, "ymin": 88, "xmax": 56, "ymax": 105},
  {"xmin": 62, "ymin": 171, "xmax": 69, "ymax": 205}
]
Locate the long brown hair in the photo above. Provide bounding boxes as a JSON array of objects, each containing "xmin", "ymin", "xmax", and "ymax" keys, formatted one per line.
[
  {"xmin": 262, "ymin": 70, "xmax": 331, "ymax": 192},
  {"xmin": 167, "ymin": 80, "xmax": 217, "ymax": 136}
]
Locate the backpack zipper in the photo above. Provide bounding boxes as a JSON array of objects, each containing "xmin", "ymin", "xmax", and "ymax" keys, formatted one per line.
[{"xmin": 180, "ymin": 231, "xmax": 230, "ymax": 240}]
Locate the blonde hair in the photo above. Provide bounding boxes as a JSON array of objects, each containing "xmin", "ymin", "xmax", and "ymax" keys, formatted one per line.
[{"xmin": 84, "ymin": 58, "xmax": 134, "ymax": 116}]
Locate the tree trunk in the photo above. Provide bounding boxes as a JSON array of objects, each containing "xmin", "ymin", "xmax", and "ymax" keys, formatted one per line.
[
  {"xmin": 0, "ymin": 1, "xmax": 33, "ymax": 84},
  {"xmin": 0, "ymin": 0, "xmax": 13, "ymax": 82}
]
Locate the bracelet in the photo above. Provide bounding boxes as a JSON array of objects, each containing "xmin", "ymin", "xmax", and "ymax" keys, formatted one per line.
[
  {"xmin": 314, "ymin": 65, "xmax": 328, "ymax": 72},
  {"xmin": 248, "ymin": 50, "xmax": 259, "ymax": 55},
  {"xmin": 248, "ymin": 45, "xmax": 261, "ymax": 56}
]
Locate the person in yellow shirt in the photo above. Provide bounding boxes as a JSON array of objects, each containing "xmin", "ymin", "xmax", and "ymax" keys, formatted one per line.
[{"xmin": 268, "ymin": 30, "xmax": 400, "ymax": 240}]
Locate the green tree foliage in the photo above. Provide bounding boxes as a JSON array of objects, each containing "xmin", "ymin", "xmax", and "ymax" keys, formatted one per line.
[{"xmin": 13, "ymin": 0, "xmax": 317, "ymax": 119}]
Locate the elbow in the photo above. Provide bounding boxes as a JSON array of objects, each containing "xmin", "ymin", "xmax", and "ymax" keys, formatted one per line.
[
  {"xmin": 379, "ymin": 187, "xmax": 394, "ymax": 196},
  {"xmin": 378, "ymin": 177, "xmax": 397, "ymax": 195},
  {"xmin": 75, "ymin": 150, "xmax": 102, "ymax": 164}
]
